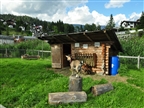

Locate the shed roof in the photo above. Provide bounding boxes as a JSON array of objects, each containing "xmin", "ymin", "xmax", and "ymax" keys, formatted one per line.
[{"xmin": 38, "ymin": 30, "xmax": 123, "ymax": 52}]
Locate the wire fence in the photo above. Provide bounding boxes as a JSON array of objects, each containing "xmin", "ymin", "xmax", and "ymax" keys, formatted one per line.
[
  {"xmin": 0, "ymin": 49, "xmax": 51, "ymax": 58},
  {"xmin": 1, "ymin": 49, "xmax": 144, "ymax": 68},
  {"xmin": 118, "ymin": 55, "xmax": 144, "ymax": 69}
]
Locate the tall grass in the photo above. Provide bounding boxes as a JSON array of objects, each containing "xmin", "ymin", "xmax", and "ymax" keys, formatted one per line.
[
  {"xmin": 119, "ymin": 36, "xmax": 144, "ymax": 67},
  {"xmin": 0, "ymin": 39, "xmax": 51, "ymax": 51},
  {"xmin": 0, "ymin": 58, "xmax": 144, "ymax": 108}
]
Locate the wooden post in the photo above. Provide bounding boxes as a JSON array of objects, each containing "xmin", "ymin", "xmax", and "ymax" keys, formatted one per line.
[
  {"xmin": 5, "ymin": 48, "xmax": 8, "ymax": 57},
  {"xmin": 49, "ymin": 91, "xmax": 87, "ymax": 105},
  {"xmin": 91, "ymin": 83, "xmax": 113, "ymax": 96},
  {"xmin": 38, "ymin": 50, "xmax": 40, "ymax": 56},
  {"xmin": 69, "ymin": 75, "xmax": 82, "ymax": 91},
  {"xmin": 137, "ymin": 55, "xmax": 140, "ymax": 69}
]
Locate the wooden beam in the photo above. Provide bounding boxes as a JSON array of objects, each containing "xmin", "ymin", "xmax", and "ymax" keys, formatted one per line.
[
  {"xmin": 104, "ymin": 30, "xmax": 118, "ymax": 50},
  {"xmin": 66, "ymin": 35, "xmax": 77, "ymax": 42},
  {"xmin": 52, "ymin": 36, "xmax": 63, "ymax": 43},
  {"xmin": 83, "ymin": 32, "xmax": 93, "ymax": 42}
]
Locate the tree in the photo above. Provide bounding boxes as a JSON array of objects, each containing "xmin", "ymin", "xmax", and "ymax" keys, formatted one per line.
[
  {"xmin": 53, "ymin": 26, "xmax": 58, "ymax": 33},
  {"xmin": 6, "ymin": 26, "xmax": 9, "ymax": 36},
  {"xmin": 0, "ymin": 21, "xmax": 2, "ymax": 34},
  {"xmin": 64, "ymin": 24, "xmax": 69, "ymax": 33},
  {"xmin": 84, "ymin": 23, "xmax": 96, "ymax": 31},
  {"xmin": 105, "ymin": 14, "xmax": 115, "ymax": 29},
  {"xmin": 137, "ymin": 11, "xmax": 144, "ymax": 29},
  {"xmin": 96, "ymin": 24, "xmax": 101, "ymax": 30},
  {"xmin": 91, "ymin": 23, "xmax": 96, "ymax": 30}
]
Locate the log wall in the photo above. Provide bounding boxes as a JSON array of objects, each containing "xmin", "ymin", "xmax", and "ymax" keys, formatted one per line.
[{"xmin": 71, "ymin": 42, "xmax": 111, "ymax": 75}]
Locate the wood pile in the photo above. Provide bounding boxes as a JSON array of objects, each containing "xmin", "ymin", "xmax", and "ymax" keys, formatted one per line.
[
  {"xmin": 21, "ymin": 54, "xmax": 40, "ymax": 60},
  {"xmin": 75, "ymin": 44, "xmax": 107, "ymax": 75},
  {"xmin": 48, "ymin": 75, "xmax": 114, "ymax": 105}
]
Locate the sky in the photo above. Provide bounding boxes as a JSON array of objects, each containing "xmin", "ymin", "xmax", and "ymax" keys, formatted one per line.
[{"xmin": 0, "ymin": 0, "xmax": 143, "ymax": 27}]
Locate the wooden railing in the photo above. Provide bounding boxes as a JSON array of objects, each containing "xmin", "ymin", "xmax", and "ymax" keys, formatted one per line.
[{"xmin": 118, "ymin": 55, "xmax": 144, "ymax": 69}]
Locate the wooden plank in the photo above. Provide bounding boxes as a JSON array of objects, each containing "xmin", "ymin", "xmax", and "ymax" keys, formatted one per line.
[
  {"xmin": 104, "ymin": 30, "xmax": 118, "ymax": 51},
  {"xmin": 49, "ymin": 91, "xmax": 87, "ymax": 105},
  {"xmin": 118, "ymin": 55, "xmax": 138, "ymax": 59},
  {"xmin": 66, "ymin": 35, "xmax": 77, "ymax": 42},
  {"xmin": 51, "ymin": 44, "xmax": 62, "ymax": 68},
  {"xmin": 119, "ymin": 55, "xmax": 144, "ymax": 59},
  {"xmin": 83, "ymin": 32, "xmax": 93, "ymax": 42}
]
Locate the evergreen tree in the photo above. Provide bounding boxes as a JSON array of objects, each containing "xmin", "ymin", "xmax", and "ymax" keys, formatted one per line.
[
  {"xmin": 84, "ymin": 23, "xmax": 96, "ymax": 31},
  {"xmin": 137, "ymin": 11, "xmax": 144, "ymax": 29},
  {"xmin": 106, "ymin": 14, "xmax": 115, "ymax": 29},
  {"xmin": 0, "ymin": 21, "xmax": 2, "ymax": 34},
  {"xmin": 64, "ymin": 24, "xmax": 69, "ymax": 33},
  {"xmin": 91, "ymin": 23, "xmax": 96, "ymax": 30},
  {"xmin": 96, "ymin": 24, "xmax": 101, "ymax": 30},
  {"xmin": 6, "ymin": 26, "xmax": 9, "ymax": 36}
]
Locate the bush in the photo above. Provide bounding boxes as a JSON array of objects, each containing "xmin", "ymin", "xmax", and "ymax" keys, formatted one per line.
[
  {"xmin": 138, "ymin": 31, "xmax": 143, "ymax": 37},
  {"xmin": 119, "ymin": 36, "xmax": 144, "ymax": 56}
]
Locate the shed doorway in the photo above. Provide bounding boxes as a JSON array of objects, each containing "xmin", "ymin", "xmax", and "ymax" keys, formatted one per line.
[{"xmin": 63, "ymin": 44, "xmax": 71, "ymax": 67}]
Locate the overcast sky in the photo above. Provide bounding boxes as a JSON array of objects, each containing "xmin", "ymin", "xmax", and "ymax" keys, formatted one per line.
[{"xmin": 0, "ymin": 0, "xmax": 143, "ymax": 26}]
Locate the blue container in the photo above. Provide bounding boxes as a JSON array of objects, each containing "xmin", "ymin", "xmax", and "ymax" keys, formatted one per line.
[{"xmin": 109, "ymin": 56, "xmax": 119, "ymax": 75}]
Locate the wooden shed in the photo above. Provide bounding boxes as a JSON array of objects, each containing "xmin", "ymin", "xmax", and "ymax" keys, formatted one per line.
[{"xmin": 38, "ymin": 30, "xmax": 123, "ymax": 75}]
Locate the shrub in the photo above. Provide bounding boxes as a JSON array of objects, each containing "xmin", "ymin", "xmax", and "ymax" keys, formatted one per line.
[{"xmin": 138, "ymin": 31, "xmax": 143, "ymax": 37}]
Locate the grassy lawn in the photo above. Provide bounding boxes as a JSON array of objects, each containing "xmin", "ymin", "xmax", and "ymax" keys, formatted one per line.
[{"xmin": 0, "ymin": 58, "xmax": 144, "ymax": 108}]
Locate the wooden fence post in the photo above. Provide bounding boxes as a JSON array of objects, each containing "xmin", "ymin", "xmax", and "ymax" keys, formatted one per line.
[{"xmin": 137, "ymin": 55, "xmax": 140, "ymax": 69}]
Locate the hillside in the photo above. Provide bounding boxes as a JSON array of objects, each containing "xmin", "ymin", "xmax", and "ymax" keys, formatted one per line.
[
  {"xmin": 0, "ymin": 14, "xmax": 107, "ymax": 36},
  {"xmin": 0, "ymin": 14, "xmax": 75, "ymax": 36}
]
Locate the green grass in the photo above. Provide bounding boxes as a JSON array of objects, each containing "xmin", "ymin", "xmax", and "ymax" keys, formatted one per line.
[
  {"xmin": 2, "ymin": 29, "xmax": 30, "ymax": 36},
  {"xmin": 119, "ymin": 64, "xmax": 144, "ymax": 89},
  {"xmin": 0, "ymin": 58, "xmax": 144, "ymax": 108}
]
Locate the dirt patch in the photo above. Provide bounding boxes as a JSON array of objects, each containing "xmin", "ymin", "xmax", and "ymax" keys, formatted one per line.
[{"xmin": 52, "ymin": 67, "xmax": 128, "ymax": 83}]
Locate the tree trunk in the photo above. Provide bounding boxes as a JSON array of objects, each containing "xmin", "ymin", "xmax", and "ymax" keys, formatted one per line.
[
  {"xmin": 69, "ymin": 75, "xmax": 82, "ymax": 91},
  {"xmin": 49, "ymin": 91, "xmax": 87, "ymax": 105},
  {"xmin": 91, "ymin": 83, "xmax": 113, "ymax": 96}
]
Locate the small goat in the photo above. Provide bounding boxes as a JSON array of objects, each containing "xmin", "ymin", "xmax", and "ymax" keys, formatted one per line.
[{"xmin": 65, "ymin": 55, "xmax": 83, "ymax": 77}]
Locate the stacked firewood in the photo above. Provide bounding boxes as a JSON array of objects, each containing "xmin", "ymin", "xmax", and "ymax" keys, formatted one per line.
[{"xmin": 81, "ymin": 63, "xmax": 93, "ymax": 75}]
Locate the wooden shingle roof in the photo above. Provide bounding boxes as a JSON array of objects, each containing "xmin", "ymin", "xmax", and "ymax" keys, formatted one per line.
[{"xmin": 38, "ymin": 30, "xmax": 123, "ymax": 52}]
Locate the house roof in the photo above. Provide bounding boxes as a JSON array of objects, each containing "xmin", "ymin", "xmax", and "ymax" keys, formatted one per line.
[
  {"xmin": 0, "ymin": 35, "xmax": 14, "ymax": 40},
  {"xmin": 38, "ymin": 30, "xmax": 123, "ymax": 52}
]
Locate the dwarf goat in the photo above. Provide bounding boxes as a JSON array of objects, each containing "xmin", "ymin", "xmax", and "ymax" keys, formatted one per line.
[{"xmin": 65, "ymin": 55, "xmax": 83, "ymax": 77}]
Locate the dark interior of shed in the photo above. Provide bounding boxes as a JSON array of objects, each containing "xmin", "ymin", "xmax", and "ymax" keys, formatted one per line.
[{"xmin": 63, "ymin": 44, "xmax": 71, "ymax": 67}]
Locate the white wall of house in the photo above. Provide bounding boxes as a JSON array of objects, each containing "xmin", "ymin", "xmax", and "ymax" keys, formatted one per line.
[{"xmin": 0, "ymin": 39, "xmax": 14, "ymax": 44}]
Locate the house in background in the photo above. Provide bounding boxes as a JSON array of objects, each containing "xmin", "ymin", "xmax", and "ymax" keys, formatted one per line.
[
  {"xmin": 38, "ymin": 30, "xmax": 123, "ymax": 75},
  {"xmin": 0, "ymin": 35, "xmax": 37, "ymax": 44},
  {"xmin": 120, "ymin": 19, "xmax": 140, "ymax": 29},
  {"xmin": 0, "ymin": 35, "xmax": 14, "ymax": 44}
]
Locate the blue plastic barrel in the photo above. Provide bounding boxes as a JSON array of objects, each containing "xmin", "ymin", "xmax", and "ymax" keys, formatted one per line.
[{"xmin": 109, "ymin": 56, "xmax": 119, "ymax": 75}]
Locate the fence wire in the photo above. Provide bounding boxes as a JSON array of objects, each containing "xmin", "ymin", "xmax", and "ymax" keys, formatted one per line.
[
  {"xmin": 119, "ymin": 57, "xmax": 144, "ymax": 68},
  {"xmin": 0, "ymin": 49, "xmax": 51, "ymax": 58}
]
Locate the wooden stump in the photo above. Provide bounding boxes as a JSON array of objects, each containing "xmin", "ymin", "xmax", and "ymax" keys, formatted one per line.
[
  {"xmin": 69, "ymin": 75, "xmax": 82, "ymax": 91},
  {"xmin": 91, "ymin": 83, "xmax": 113, "ymax": 96},
  {"xmin": 49, "ymin": 91, "xmax": 87, "ymax": 105}
]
